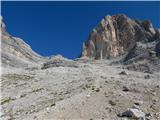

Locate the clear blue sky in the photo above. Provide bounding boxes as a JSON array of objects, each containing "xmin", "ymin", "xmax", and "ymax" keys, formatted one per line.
[{"xmin": 2, "ymin": 1, "xmax": 160, "ymax": 59}]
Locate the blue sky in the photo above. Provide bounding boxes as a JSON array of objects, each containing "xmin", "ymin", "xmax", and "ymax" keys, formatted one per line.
[{"xmin": 2, "ymin": 1, "xmax": 160, "ymax": 59}]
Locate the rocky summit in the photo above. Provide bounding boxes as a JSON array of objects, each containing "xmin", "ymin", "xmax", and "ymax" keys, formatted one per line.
[
  {"xmin": 81, "ymin": 14, "xmax": 160, "ymax": 59},
  {"xmin": 81, "ymin": 14, "xmax": 160, "ymax": 73},
  {"xmin": 1, "ymin": 14, "xmax": 160, "ymax": 120}
]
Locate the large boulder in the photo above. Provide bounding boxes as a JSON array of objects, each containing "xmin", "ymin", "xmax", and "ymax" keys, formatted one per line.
[{"xmin": 119, "ymin": 108, "xmax": 146, "ymax": 120}]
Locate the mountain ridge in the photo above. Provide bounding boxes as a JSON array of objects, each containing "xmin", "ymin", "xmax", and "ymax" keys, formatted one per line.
[
  {"xmin": 1, "ymin": 16, "xmax": 49, "ymax": 68},
  {"xmin": 1, "ymin": 14, "xmax": 160, "ymax": 72},
  {"xmin": 81, "ymin": 14, "xmax": 160, "ymax": 59},
  {"xmin": 1, "ymin": 14, "xmax": 160, "ymax": 120}
]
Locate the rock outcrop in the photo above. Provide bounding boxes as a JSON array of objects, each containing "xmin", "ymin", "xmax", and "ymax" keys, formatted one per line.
[
  {"xmin": 81, "ymin": 14, "xmax": 160, "ymax": 60},
  {"xmin": 0, "ymin": 16, "xmax": 47, "ymax": 68},
  {"xmin": 41, "ymin": 55, "xmax": 78, "ymax": 69},
  {"xmin": 81, "ymin": 14, "xmax": 160, "ymax": 72}
]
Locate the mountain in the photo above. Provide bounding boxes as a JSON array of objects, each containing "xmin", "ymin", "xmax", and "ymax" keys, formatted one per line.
[
  {"xmin": 81, "ymin": 14, "xmax": 160, "ymax": 72},
  {"xmin": 1, "ymin": 16, "xmax": 47, "ymax": 68},
  {"xmin": 1, "ymin": 14, "xmax": 160, "ymax": 120},
  {"xmin": 1, "ymin": 14, "xmax": 160, "ymax": 72},
  {"xmin": 81, "ymin": 14, "xmax": 160, "ymax": 59}
]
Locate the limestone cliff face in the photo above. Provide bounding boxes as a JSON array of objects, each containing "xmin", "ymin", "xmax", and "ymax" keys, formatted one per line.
[
  {"xmin": 1, "ymin": 14, "xmax": 159, "ymax": 70},
  {"xmin": 81, "ymin": 14, "xmax": 159, "ymax": 59},
  {"xmin": 1, "ymin": 16, "xmax": 47, "ymax": 67}
]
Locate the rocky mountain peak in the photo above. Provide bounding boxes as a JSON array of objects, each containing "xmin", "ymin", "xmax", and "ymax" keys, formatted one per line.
[
  {"xmin": 1, "ymin": 14, "xmax": 160, "ymax": 72},
  {"xmin": 81, "ymin": 14, "xmax": 159, "ymax": 60},
  {"xmin": 1, "ymin": 16, "xmax": 48, "ymax": 68}
]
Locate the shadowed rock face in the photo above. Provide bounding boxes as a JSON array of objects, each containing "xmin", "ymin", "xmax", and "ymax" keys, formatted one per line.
[
  {"xmin": 1, "ymin": 16, "xmax": 47, "ymax": 68},
  {"xmin": 81, "ymin": 14, "xmax": 160, "ymax": 60}
]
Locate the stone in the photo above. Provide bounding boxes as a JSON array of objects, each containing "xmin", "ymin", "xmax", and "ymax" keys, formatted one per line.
[
  {"xmin": 122, "ymin": 86, "xmax": 130, "ymax": 92},
  {"xmin": 149, "ymin": 50, "xmax": 156, "ymax": 57},
  {"xmin": 46, "ymin": 107, "xmax": 50, "ymax": 113},
  {"xmin": 95, "ymin": 88, "xmax": 100, "ymax": 92},
  {"xmin": 144, "ymin": 75, "xmax": 151, "ymax": 79},
  {"xmin": 41, "ymin": 55, "xmax": 78, "ymax": 69},
  {"xmin": 145, "ymin": 112, "xmax": 152, "ymax": 118},
  {"xmin": 119, "ymin": 71, "xmax": 128, "ymax": 75},
  {"xmin": 132, "ymin": 104, "xmax": 140, "ymax": 109},
  {"xmin": 86, "ymin": 94, "xmax": 91, "ymax": 98},
  {"xmin": 134, "ymin": 101, "xmax": 143, "ymax": 106},
  {"xmin": 152, "ymin": 98, "xmax": 158, "ymax": 103},
  {"xmin": 119, "ymin": 108, "xmax": 146, "ymax": 120},
  {"xmin": 156, "ymin": 85, "xmax": 160, "ymax": 88},
  {"xmin": 109, "ymin": 100, "xmax": 116, "ymax": 106},
  {"xmin": 50, "ymin": 103, "xmax": 56, "ymax": 107}
]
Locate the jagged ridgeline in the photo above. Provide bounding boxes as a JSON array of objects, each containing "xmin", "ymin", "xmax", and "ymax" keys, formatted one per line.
[
  {"xmin": 1, "ymin": 14, "xmax": 160, "ymax": 120},
  {"xmin": 1, "ymin": 16, "xmax": 48, "ymax": 68},
  {"xmin": 1, "ymin": 14, "xmax": 160, "ymax": 72},
  {"xmin": 81, "ymin": 14, "xmax": 160, "ymax": 59},
  {"xmin": 81, "ymin": 14, "xmax": 160, "ymax": 72}
]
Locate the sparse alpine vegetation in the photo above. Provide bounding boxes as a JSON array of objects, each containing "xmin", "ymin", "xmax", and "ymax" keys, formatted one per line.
[
  {"xmin": 2, "ymin": 74, "xmax": 34, "ymax": 81},
  {"xmin": 1, "ymin": 14, "xmax": 160, "ymax": 120}
]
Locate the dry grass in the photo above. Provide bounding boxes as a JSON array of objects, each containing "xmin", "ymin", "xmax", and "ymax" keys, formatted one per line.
[{"xmin": 2, "ymin": 74, "xmax": 34, "ymax": 81}]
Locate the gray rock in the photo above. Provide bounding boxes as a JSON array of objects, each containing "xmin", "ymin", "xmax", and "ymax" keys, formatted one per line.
[
  {"xmin": 134, "ymin": 101, "xmax": 143, "ymax": 106},
  {"xmin": 122, "ymin": 86, "xmax": 130, "ymax": 92},
  {"xmin": 119, "ymin": 71, "xmax": 128, "ymax": 75},
  {"xmin": 41, "ymin": 55, "xmax": 78, "ymax": 69},
  {"xmin": 120, "ymin": 108, "xmax": 146, "ymax": 120}
]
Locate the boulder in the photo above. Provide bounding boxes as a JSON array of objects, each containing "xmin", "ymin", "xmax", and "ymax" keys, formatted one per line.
[{"xmin": 119, "ymin": 108, "xmax": 146, "ymax": 120}]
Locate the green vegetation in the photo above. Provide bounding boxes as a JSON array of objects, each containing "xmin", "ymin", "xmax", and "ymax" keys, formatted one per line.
[
  {"xmin": 32, "ymin": 88, "xmax": 44, "ymax": 92},
  {"xmin": 1, "ymin": 97, "xmax": 12, "ymax": 105},
  {"xmin": 3, "ymin": 74, "xmax": 34, "ymax": 81}
]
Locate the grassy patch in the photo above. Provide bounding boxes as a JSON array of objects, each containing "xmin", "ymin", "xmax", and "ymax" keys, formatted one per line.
[
  {"xmin": 32, "ymin": 88, "xmax": 44, "ymax": 93},
  {"xmin": 109, "ymin": 100, "xmax": 116, "ymax": 106},
  {"xmin": 3, "ymin": 74, "xmax": 34, "ymax": 81},
  {"xmin": 1, "ymin": 97, "xmax": 12, "ymax": 105}
]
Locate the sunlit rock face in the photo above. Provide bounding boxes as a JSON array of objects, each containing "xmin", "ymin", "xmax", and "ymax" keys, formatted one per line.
[
  {"xmin": 81, "ymin": 14, "xmax": 159, "ymax": 59},
  {"xmin": 1, "ymin": 16, "xmax": 47, "ymax": 68}
]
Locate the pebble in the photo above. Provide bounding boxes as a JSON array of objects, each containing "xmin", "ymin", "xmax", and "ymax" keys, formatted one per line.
[
  {"xmin": 122, "ymin": 86, "xmax": 130, "ymax": 92},
  {"xmin": 119, "ymin": 71, "xmax": 128, "ymax": 75}
]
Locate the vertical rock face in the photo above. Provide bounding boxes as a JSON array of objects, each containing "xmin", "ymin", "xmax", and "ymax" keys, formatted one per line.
[
  {"xmin": 1, "ymin": 16, "xmax": 47, "ymax": 68},
  {"xmin": 81, "ymin": 14, "xmax": 159, "ymax": 60}
]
